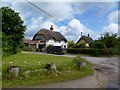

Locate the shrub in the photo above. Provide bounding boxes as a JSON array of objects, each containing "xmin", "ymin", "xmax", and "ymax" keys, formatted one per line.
[
  {"xmin": 101, "ymin": 48, "xmax": 110, "ymax": 56},
  {"xmin": 67, "ymin": 48, "xmax": 100, "ymax": 56},
  {"xmin": 22, "ymin": 47, "xmax": 36, "ymax": 52},
  {"xmin": 68, "ymin": 40, "xmax": 75, "ymax": 48},
  {"xmin": 91, "ymin": 41, "xmax": 106, "ymax": 49}
]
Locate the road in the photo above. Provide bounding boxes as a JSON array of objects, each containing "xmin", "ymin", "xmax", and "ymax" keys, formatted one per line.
[{"xmin": 22, "ymin": 51, "xmax": 119, "ymax": 88}]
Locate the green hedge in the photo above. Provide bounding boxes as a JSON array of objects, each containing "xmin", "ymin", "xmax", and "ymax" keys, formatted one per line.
[
  {"xmin": 67, "ymin": 48, "xmax": 101, "ymax": 56},
  {"xmin": 22, "ymin": 47, "xmax": 36, "ymax": 52},
  {"xmin": 67, "ymin": 48, "xmax": 119, "ymax": 56}
]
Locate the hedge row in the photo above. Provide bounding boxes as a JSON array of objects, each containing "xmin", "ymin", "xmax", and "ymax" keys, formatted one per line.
[
  {"xmin": 67, "ymin": 48, "xmax": 101, "ymax": 56},
  {"xmin": 22, "ymin": 47, "xmax": 36, "ymax": 52},
  {"xmin": 67, "ymin": 48, "xmax": 119, "ymax": 56}
]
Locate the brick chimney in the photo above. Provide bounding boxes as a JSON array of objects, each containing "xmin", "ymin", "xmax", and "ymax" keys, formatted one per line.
[
  {"xmin": 88, "ymin": 34, "xmax": 89, "ymax": 37},
  {"xmin": 50, "ymin": 25, "xmax": 54, "ymax": 31}
]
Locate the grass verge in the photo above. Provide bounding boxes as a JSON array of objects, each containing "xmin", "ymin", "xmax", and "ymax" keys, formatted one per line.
[{"xmin": 2, "ymin": 53, "xmax": 93, "ymax": 88}]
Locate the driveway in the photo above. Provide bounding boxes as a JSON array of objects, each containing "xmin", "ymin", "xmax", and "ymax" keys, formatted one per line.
[{"xmin": 22, "ymin": 51, "xmax": 119, "ymax": 88}]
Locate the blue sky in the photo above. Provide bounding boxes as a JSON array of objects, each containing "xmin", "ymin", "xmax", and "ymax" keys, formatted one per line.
[{"xmin": 1, "ymin": 0, "xmax": 119, "ymax": 42}]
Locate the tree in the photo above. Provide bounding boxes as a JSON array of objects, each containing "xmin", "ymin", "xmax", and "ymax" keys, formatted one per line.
[
  {"xmin": 68, "ymin": 40, "xmax": 75, "ymax": 48},
  {"xmin": 91, "ymin": 40, "xmax": 106, "ymax": 49},
  {"xmin": 99, "ymin": 33, "xmax": 118, "ymax": 48},
  {"xmin": 2, "ymin": 7, "xmax": 26, "ymax": 56}
]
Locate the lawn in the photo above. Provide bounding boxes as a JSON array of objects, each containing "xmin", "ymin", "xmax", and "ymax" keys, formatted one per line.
[{"xmin": 2, "ymin": 53, "xmax": 93, "ymax": 88}]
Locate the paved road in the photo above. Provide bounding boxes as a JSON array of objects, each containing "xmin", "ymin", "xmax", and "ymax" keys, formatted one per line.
[{"xmin": 22, "ymin": 51, "xmax": 119, "ymax": 88}]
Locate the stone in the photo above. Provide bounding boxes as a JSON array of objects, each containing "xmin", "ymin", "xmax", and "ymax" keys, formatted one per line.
[
  {"xmin": 95, "ymin": 67, "xmax": 103, "ymax": 72},
  {"xmin": 74, "ymin": 59, "xmax": 86, "ymax": 70},
  {"xmin": 7, "ymin": 66, "xmax": 20, "ymax": 78},
  {"xmin": 45, "ymin": 62, "xmax": 57, "ymax": 73},
  {"xmin": 101, "ymin": 66, "xmax": 110, "ymax": 69}
]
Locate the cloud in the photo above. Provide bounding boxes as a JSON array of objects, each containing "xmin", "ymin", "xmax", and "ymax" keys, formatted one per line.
[
  {"xmin": 73, "ymin": 2, "xmax": 117, "ymax": 17},
  {"xmin": 9, "ymin": 2, "xmax": 74, "ymax": 25},
  {"xmin": 101, "ymin": 10, "xmax": 119, "ymax": 36},
  {"xmin": 1, "ymin": 1, "xmax": 118, "ymax": 41},
  {"xmin": 2, "ymin": 2, "xmax": 117, "ymax": 25},
  {"xmin": 25, "ymin": 18, "xmax": 98, "ymax": 42},
  {"xmin": 25, "ymin": 17, "xmax": 43, "ymax": 39},
  {"xmin": 59, "ymin": 19, "xmax": 97, "ymax": 42},
  {"xmin": 102, "ymin": 23, "xmax": 118, "ymax": 34},
  {"xmin": 25, "ymin": 16, "xmax": 60, "ymax": 39},
  {"xmin": 108, "ymin": 10, "xmax": 119, "ymax": 24},
  {"xmin": 96, "ymin": 2, "xmax": 117, "ymax": 17}
]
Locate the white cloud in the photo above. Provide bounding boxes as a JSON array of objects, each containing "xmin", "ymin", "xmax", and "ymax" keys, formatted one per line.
[
  {"xmin": 73, "ymin": 2, "xmax": 117, "ymax": 17},
  {"xmin": 25, "ymin": 17, "xmax": 43, "ymax": 39},
  {"xmin": 103, "ymin": 23, "xmax": 118, "ymax": 34},
  {"xmin": 101, "ymin": 10, "xmax": 119, "ymax": 36},
  {"xmin": 59, "ymin": 19, "xmax": 97, "ymax": 42},
  {"xmin": 25, "ymin": 17, "xmax": 59, "ymax": 39},
  {"xmin": 96, "ymin": 2, "xmax": 117, "ymax": 17},
  {"xmin": 25, "ymin": 18, "xmax": 98, "ymax": 42},
  {"xmin": 9, "ymin": 2, "xmax": 74, "ymax": 24},
  {"xmin": 1, "ymin": 2, "xmax": 118, "ymax": 41},
  {"xmin": 108, "ymin": 10, "xmax": 119, "ymax": 24}
]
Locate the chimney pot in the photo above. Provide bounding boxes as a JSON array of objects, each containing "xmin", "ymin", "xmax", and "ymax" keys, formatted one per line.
[
  {"xmin": 88, "ymin": 34, "xmax": 89, "ymax": 37},
  {"xmin": 50, "ymin": 25, "xmax": 54, "ymax": 31}
]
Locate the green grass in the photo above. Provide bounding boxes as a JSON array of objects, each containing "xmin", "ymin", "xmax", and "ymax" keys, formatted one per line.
[{"xmin": 2, "ymin": 53, "xmax": 93, "ymax": 88}]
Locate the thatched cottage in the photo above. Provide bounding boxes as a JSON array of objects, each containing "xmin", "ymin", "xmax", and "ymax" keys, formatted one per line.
[
  {"xmin": 24, "ymin": 25, "xmax": 68, "ymax": 50},
  {"xmin": 76, "ymin": 34, "xmax": 93, "ymax": 47}
]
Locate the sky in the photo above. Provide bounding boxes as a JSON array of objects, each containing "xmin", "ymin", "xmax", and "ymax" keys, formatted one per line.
[{"xmin": 1, "ymin": 0, "xmax": 120, "ymax": 42}]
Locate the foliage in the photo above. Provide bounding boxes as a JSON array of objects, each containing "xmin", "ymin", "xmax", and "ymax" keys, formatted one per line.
[
  {"xmin": 67, "ymin": 48, "xmax": 100, "ymax": 56},
  {"xmin": 68, "ymin": 40, "xmax": 75, "ymax": 48},
  {"xmin": 2, "ymin": 7, "xmax": 26, "ymax": 56},
  {"xmin": 90, "ymin": 33, "xmax": 120, "ymax": 56},
  {"xmin": 91, "ymin": 40, "xmax": 106, "ymax": 49},
  {"xmin": 22, "ymin": 46, "xmax": 36, "ymax": 52},
  {"xmin": 99, "ymin": 33, "xmax": 118, "ymax": 48},
  {"xmin": 3, "ymin": 53, "xmax": 93, "ymax": 87}
]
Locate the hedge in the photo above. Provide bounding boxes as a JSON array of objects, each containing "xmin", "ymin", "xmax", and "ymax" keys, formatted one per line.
[
  {"xmin": 22, "ymin": 47, "xmax": 36, "ymax": 52},
  {"xmin": 67, "ymin": 48, "xmax": 101, "ymax": 56},
  {"xmin": 67, "ymin": 48, "xmax": 119, "ymax": 56}
]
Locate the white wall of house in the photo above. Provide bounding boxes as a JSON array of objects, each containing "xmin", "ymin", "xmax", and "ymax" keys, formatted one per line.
[
  {"xmin": 46, "ymin": 39, "xmax": 67, "ymax": 48},
  {"xmin": 61, "ymin": 41, "xmax": 68, "ymax": 48}
]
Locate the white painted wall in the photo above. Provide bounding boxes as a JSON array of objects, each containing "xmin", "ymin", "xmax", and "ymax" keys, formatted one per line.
[{"xmin": 46, "ymin": 39, "xmax": 67, "ymax": 48}]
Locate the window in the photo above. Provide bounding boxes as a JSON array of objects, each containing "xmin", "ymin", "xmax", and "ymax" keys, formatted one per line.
[
  {"xmin": 35, "ymin": 35, "xmax": 45, "ymax": 40},
  {"xmin": 39, "ymin": 35, "xmax": 46, "ymax": 40},
  {"xmin": 64, "ymin": 45, "xmax": 66, "ymax": 48}
]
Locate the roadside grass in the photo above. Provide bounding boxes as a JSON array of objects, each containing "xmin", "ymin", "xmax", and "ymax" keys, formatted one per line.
[{"xmin": 2, "ymin": 53, "xmax": 93, "ymax": 88}]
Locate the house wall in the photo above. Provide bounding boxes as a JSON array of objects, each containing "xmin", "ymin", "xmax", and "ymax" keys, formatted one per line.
[
  {"xmin": 46, "ymin": 39, "xmax": 67, "ymax": 48},
  {"xmin": 78, "ymin": 39, "xmax": 90, "ymax": 47},
  {"xmin": 61, "ymin": 41, "xmax": 68, "ymax": 48}
]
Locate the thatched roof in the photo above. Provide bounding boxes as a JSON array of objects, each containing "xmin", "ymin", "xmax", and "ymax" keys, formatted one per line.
[
  {"xmin": 33, "ymin": 28, "xmax": 67, "ymax": 42},
  {"xmin": 23, "ymin": 39, "xmax": 40, "ymax": 44},
  {"xmin": 76, "ymin": 35, "xmax": 93, "ymax": 44}
]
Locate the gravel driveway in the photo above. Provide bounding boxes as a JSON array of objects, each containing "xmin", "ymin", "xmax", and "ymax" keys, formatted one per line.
[{"xmin": 22, "ymin": 51, "xmax": 119, "ymax": 88}]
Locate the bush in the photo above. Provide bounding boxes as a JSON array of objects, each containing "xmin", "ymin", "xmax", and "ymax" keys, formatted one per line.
[
  {"xmin": 91, "ymin": 41, "xmax": 106, "ymax": 49},
  {"xmin": 109, "ymin": 48, "xmax": 119, "ymax": 55},
  {"xmin": 22, "ymin": 47, "xmax": 36, "ymax": 52},
  {"xmin": 101, "ymin": 49, "xmax": 110, "ymax": 56},
  {"xmin": 67, "ymin": 48, "xmax": 100, "ymax": 56}
]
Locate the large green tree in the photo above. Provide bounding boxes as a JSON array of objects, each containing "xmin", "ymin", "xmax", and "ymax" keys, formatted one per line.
[
  {"xmin": 2, "ymin": 7, "xmax": 26, "ymax": 56},
  {"xmin": 99, "ymin": 33, "xmax": 118, "ymax": 48}
]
